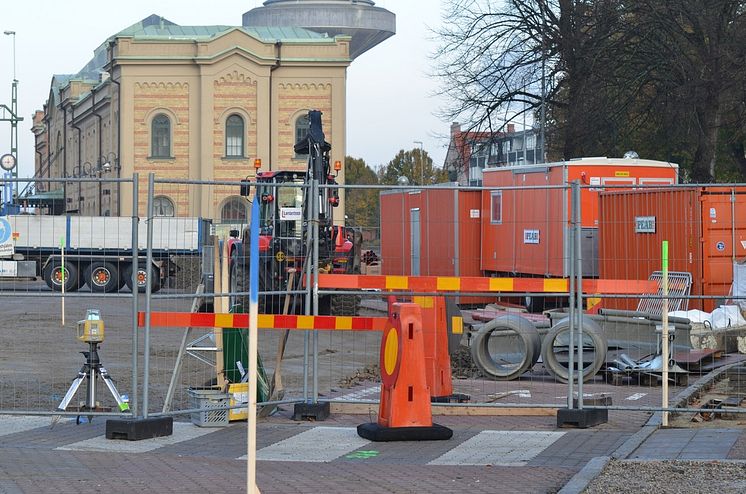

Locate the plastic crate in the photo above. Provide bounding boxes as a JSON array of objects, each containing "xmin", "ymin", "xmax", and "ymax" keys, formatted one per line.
[{"xmin": 188, "ymin": 387, "xmax": 229, "ymax": 427}]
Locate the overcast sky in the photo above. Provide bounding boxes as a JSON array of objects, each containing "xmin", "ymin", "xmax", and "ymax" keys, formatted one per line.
[{"xmin": 0, "ymin": 0, "xmax": 450, "ymax": 178}]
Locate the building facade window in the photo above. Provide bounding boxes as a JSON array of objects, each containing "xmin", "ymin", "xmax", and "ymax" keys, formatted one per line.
[
  {"xmin": 490, "ymin": 190, "xmax": 502, "ymax": 224},
  {"xmin": 221, "ymin": 197, "xmax": 248, "ymax": 223},
  {"xmin": 153, "ymin": 195, "xmax": 175, "ymax": 217},
  {"xmin": 469, "ymin": 142, "xmax": 489, "ymax": 186},
  {"xmin": 294, "ymin": 114, "xmax": 310, "ymax": 158},
  {"xmin": 526, "ymin": 133, "xmax": 536, "ymax": 149},
  {"xmin": 225, "ymin": 114, "xmax": 244, "ymax": 158},
  {"xmin": 151, "ymin": 114, "xmax": 171, "ymax": 158}
]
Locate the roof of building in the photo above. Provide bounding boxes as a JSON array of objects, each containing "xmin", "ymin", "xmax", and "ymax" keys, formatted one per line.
[{"xmin": 50, "ymin": 14, "xmax": 333, "ymax": 108}]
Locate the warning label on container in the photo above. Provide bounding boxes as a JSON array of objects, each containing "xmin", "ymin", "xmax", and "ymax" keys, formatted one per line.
[{"xmin": 470, "ymin": 209, "xmax": 480, "ymax": 218}]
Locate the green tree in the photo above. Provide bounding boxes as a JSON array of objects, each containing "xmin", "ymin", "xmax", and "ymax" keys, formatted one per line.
[
  {"xmin": 344, "ymin": 156, "xmax": 379, "ymax": 229},
  {"xmin": 378, "ymin": 148, "xmax": 449, "ymax": 186}
]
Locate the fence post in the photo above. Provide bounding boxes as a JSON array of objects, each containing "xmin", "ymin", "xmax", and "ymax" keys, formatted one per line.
[
  {"xmin": 130, "ymin": 173, "xmax": 139, "ymax": 417},
  {"xmin": 574, "ymin": 180, "xmax": 585, "ymax": 408},
  {"xmin": 567, "ymin": 183, "xmax": 577, "ymax": 409},
  {"xmin": 142, "ymin": 173, "xmax": 155, "ymax": 418}
]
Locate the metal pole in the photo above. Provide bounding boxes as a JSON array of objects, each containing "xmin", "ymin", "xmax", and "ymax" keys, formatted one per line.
[
  {"xmin": 661, "ymin": 241, "xmax": 670, "ymax": 426},
  {"xmin": 312, "ymin": 178, "xmax": 320, "ymax": 403},
  {"xmin": 130, "ymin": 173, "xmax": 139, "ymax": 417},
  {"xmin": 575, "ymin": 180, "xmax": 584, "ymax": 407},
  {"xmin": 142, "ymin": 173, "xmax": 155, "ymax": 418},
  {"xmin": 567, "ymin": 182, "xmax": 576, "ymax": 408},
  {"xmin": 303, "ymin": 183, "xmax": 313, "ymax": 401}
]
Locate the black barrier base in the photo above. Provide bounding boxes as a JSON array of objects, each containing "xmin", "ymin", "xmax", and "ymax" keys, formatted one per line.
[
  {"xmin": 357, "ymin": 422, "xmax": 453, "ymax": 442},
  {"xmin": 431, "ymin": 393, "xmax": 471, "ymax": 404},
  {"xmin": 557, "ymin": 408, "xmax": 608, "ymax": 429},
  {"xmin": 106, "ymin": 417, "xmax": 173, "ymax": 441},
  {"xmin": 293, "ymin": 402, "xmax": 330, "ymax": 421}
]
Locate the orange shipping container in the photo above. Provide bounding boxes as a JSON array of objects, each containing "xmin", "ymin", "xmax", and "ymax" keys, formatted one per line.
[
  {"xmin": 480, "ymin": 158, "xmax": 679, "ymax": 278},
  {"xmin": 379, "ymin": 187, "xmax": 482, "ymax": 278},
  {"xmin": 598, "ymin": 187, "xmax": 746, "ymax": 312}
]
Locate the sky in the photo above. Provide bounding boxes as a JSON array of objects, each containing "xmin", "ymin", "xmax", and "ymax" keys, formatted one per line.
[{"xmin": 0, "ymin": 0, "xmax": 451, "ymax": 178}]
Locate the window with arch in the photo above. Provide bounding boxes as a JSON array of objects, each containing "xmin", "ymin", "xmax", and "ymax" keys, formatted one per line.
[
  {"xmin": 294, "ymin": 113, "xmax": 310, "ymax": 158},
  {"xmin": 153, "ymin": 196, "xmax": 175, "ymax": 217},
  {"xmin": 151, "ymin": 114, "xmax": 171, "ymax": 158},
  {"xmin": 225, "ymin": 114, "xmax": 244, "ymax": 158},
  {"xmin": 221, "ymin": 197, "xmax": 248, "ymax": 223}
]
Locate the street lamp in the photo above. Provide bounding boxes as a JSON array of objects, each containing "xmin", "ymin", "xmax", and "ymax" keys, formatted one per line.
[
  {"xmin": 413, "ymin": 140, "xmax": 424, "ymax": 185},
  {"xmin": 4, "ymin": 31, "xmax": 15, "ymax": 81}
]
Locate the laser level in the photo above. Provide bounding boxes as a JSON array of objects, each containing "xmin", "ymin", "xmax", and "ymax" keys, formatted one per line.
[{"xmin": 58, "ymin": 309, "xmax": 130, "ymax": 423}]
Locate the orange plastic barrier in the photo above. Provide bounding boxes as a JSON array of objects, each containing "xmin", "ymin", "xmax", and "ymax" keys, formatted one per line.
[
  {"xmin": 357, "ymin": 303, "xmax": 452, "ymax": 442},
  {"xmin": 139, "ymin": 312, "xmax": 388, "ymax": 332},
  {"xmin": 319, "ymin": 274, "xmax": 656, "ymax": 294},
  {"xmin": 414, "ymin": 296, "xmax": 454, "ymax": 400}
]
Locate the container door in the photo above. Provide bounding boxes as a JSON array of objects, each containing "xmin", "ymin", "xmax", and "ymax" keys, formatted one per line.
[{"xmin": 410, "ymin": 208, "xmax": 421, "ymax": 276}]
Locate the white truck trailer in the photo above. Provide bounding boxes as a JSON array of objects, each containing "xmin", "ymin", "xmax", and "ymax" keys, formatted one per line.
[{"xmin": 0, "ymin": 215, "xmax": 211, "ymax": 293}]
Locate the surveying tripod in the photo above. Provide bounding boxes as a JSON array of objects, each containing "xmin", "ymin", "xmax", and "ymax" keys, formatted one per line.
[{"xmin": 57, "ymin": 340, "xmax": 130, "ymax": 423}]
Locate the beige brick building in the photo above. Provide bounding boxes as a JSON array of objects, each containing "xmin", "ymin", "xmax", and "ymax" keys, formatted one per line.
[{"xmin": 33, "ymin": 16, "xmax": 351, "ymax": 221}]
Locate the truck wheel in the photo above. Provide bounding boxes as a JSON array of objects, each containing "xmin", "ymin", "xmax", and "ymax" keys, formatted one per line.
[
  {"xmin": 43, "ymin": 262, "xmax": 79, "ymax": 292},
  {"xmin": 123, "ymin": 264, "xmax": 160, "ymax": 293},
  {"xmin": 470, "ymin": 315, "xmax": 541, "ymax": 380},
  {"xmin": 330, "ymin": 294, "xmax": 360, "ymax": 316},
  {"xmin": 540, "ymin": 315, "xmax": 607, "ymax": 383},
  {"xmin": 84, "ymin": 261, "xmax": 120, "ymax": 293}
]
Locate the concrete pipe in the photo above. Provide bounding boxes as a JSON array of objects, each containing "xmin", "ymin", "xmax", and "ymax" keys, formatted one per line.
[
  {"xmin": 470, "ymin": 315, "xmax": 541, "ymax": 380},
  {"xmin": 541, "ymin": 315, "xmax": 607, "ymax": 383}
]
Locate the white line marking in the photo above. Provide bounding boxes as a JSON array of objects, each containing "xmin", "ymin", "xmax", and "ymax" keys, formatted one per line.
[
  {"xmin": 429, "ymin": 430, "xmax": 565, "ymax": 466},
  {"xmin": 626, "ymin": 393, "xmax": 647, "ymax": 401},
  {"xmin": 242, "ymin": 426, "xmax": 369, "ymax": 462},
  {"xmin": 56, "ymin": 422, "xmax": 217, "ymax": 453}
]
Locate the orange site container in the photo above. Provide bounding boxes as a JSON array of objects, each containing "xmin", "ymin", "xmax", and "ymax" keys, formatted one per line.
[
  {"xmin": 599, "ymin": 186, "xmax": 746, "ymax": 312},
  {"xmin": 480, "ymin": 158, "xmax": 678, "ymax": 278},
  {"xmin": 379, "ymin": 187, "xmax": 482, "ymax": 279}
]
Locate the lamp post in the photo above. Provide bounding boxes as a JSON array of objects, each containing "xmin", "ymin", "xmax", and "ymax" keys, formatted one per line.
[
  {"xmin": 2, "ymin": 30, "xmax": 20, "ymax": 213},
  {"xmin": 413, "ymin": 140, "xmax": 424, "ymax": 185}
]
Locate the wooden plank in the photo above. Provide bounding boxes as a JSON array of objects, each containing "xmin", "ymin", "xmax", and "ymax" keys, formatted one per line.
[
  {"xmin": 213, "ymin": 237, "xmax": 226, "ymax": 388},
  {"xmin": 330, "ymin": 402, "xmax": 557, "ymax": 417}
]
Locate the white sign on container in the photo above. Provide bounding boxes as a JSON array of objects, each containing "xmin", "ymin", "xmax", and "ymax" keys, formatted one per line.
[
  {"xmin": 523, "ymin": 229, "xmax": 540, "ymax": 244},
  {"xmin": 470, "ymin": 209, "xmax": 480, "ymax": 218}
]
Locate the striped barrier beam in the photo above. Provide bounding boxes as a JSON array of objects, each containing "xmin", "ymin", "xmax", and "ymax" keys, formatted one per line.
[
  {"xmin": 318, "ymin": 274, "xmax": 657, "ymax": 294},
  {"xmin": 139, "ymin": 312, "xmax": 389, "ymax": 332}
]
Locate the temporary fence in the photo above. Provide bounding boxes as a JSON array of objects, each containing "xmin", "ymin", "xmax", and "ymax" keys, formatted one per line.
[{"xmin": 1, "ymin": 174, "xmax": 746, "ymax": 429}]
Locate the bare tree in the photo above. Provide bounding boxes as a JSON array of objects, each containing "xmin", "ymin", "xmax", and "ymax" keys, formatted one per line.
[{"xmin": 434, "ymin": 0, "xmax": 626, "ymax": 160}]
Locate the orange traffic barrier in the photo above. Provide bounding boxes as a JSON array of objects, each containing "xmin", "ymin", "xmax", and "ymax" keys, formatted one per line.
[
  {"xmin": 319, "ymin": 273, "xmax": 657, "ymax": 295},
  {"xmin": 139, "ymin": 312, "xmax": 388, "ymax": 332},
  {"xmin": 414, "ymin": 296, "xmax": 459, "ymax": 401},
  {"xmin": 357, "ymin": 303, "xmax": 452, "ymax": 441}
]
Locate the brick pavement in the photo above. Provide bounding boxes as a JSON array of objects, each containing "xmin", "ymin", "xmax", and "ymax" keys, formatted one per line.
[{"xmin": 0, "ymin": 409, "xmax": 743, "ymax": 493}]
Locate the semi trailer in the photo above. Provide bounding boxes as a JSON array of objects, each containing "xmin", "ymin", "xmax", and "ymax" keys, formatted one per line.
[{"xmin": 0, "ymin": 215, "xmax": 210, "ymax": 293}]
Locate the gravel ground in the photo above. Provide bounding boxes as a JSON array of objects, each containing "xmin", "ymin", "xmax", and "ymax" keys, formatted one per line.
[{"xmin": 584, "ymin": 459, "xmax": 746, "ymax": 493}]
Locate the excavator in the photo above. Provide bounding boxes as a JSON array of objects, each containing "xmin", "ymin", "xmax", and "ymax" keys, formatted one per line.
[{"xmin": 229, "ymin": 110, "xmax": 362, "ymax": 316}]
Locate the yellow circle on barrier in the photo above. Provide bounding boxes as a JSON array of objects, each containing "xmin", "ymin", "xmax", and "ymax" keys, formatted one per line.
[
  {"xmin": 383, "ymin": 328, "xmax": 399, "ymax": 376},
  {"xmin": 275, "ymin": 251, "xmax": 286, "ymax": 262}
]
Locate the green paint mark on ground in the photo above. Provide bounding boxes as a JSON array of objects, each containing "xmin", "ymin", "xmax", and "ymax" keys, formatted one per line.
[{"xmin": 346, "ymin": 450, "xmax": 379, "ymax": 459}]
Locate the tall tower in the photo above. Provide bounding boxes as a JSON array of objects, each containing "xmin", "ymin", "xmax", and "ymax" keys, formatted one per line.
[{"xmin": 243, "ymin": 0, "xmax": 396, "ymax": 59}]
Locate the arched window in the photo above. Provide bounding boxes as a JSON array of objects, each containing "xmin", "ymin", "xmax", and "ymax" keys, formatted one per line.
[
  {"xmin": 153, "ymin": 196, "xmax": 175, "ymax": 217},
  {"xmin": 294, "ymin": 113, "xmax": 310, "ymax": 158},
  {"xmin": 225, "ymin": 114, "xmax": 244, "ymax": 158},
  {"xmin": 221, "ymin": 197, "xmax": 248, "ymax": 223},
  {"xmin": 151, "ymin": 114, "xmax": 171, "ymax": 158}
]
